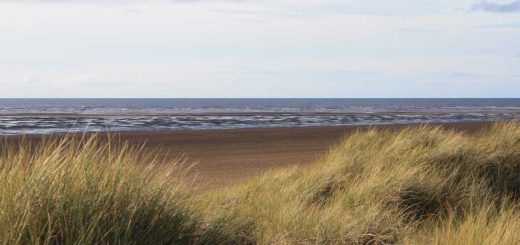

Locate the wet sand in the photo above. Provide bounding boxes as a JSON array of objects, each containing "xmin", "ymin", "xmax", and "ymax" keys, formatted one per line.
[{"xmin": 3, "ymin": 122, "xmax": 495, "ymax": 189}]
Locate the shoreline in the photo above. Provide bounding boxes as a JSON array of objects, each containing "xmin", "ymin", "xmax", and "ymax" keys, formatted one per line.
[
  {"xmin": 0, "ymin": 120, "xmax": 506, "ymax": 137},
  {"xmin": 2, "ymin": 122, "xmax": 497, "ymax": 189},
  {"xmin": 2, "ymin": 109, "xmax": 520, "ymax": 116}
]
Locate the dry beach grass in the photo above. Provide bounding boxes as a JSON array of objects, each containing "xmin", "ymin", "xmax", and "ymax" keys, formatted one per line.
[{"xmin": 1, "ymin": 122, "xmax": 520, "ymax": 244}]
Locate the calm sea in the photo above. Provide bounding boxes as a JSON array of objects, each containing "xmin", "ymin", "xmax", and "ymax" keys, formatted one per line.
[{"xmin": 1, "ymin": 98, "xmax": 519, "ymax": 135}]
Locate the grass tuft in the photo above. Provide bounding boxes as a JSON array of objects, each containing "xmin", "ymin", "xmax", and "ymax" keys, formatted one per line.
[{"xmin": 0, "ymin": 135, "xmax": 198, "ymax": 244}]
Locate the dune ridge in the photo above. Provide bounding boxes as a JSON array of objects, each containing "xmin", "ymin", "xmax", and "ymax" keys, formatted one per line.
[{"xmin": 1, "ymin": 122, "xmax": 520, "ymax": 244}]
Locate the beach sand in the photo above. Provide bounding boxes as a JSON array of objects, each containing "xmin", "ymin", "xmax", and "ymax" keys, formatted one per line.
[{"xmin": 4, "ymin": 122, "xmax": 494, "ymax": 189}]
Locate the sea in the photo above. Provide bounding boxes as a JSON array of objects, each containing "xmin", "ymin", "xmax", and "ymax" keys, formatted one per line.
[{"xmin": 1, "ymin": 98, "xmax": 520, "ymax": 135}]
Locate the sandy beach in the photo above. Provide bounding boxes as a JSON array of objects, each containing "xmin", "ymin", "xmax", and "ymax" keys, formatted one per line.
[{"xmin": 3, "ymin": 122, "xmax": 494, "ymax": 189}]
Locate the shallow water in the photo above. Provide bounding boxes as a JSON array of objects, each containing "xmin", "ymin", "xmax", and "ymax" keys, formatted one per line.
[{"xmin": 1, "ymin": 98, "xmax": 519, "ymax": 135}]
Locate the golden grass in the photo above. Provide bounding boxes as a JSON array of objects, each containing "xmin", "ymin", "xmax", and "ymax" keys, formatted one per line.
[
  {"xmin": 0, "ymin": 136, "xmax": 197, "ymax": 244},
  {"xmin": 2, "ymin": 122, "xmax": 520, "ymax": 244},
  {"xmin": 197, "ymin": 122, "xmax": 520, "ymax": 244}
]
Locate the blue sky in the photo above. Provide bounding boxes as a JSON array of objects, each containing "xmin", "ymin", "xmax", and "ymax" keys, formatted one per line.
[{"xmin": 0, "ymin": 0, "xmax": 519, "ymax": 98}]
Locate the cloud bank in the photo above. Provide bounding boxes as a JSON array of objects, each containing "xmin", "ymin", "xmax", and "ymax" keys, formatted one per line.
[
  {"xmin": 0, "ymin": 0, "xmax": 519, "ymax": 97},
  {"xmin": 473, "ymin": 0, "xmax": 520, "ymax": 13}
]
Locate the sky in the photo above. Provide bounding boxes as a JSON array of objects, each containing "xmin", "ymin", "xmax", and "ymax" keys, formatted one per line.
[{"xmin": 0, "ymin": 0, "xmax": 519, "ymax": 98}]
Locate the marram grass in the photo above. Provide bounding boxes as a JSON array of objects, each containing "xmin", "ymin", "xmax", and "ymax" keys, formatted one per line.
[
  {"xmin": 0, "ymin": 136, "xmax": 197, "ymax": 244},
  {"xmin": 197, "ymin": 122, "xmax": 520, "ymax": 244},
  {"xmin": 2, "ymin": 122, "xmax": 520, "ymax": 244}
]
